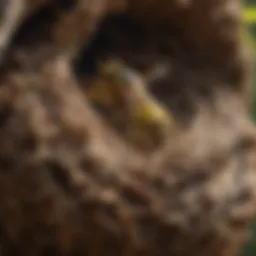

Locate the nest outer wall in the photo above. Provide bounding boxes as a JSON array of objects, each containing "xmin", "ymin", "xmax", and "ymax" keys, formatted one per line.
[{"xmin": 0, "ymin": 0, "xmax": 255, "ymax": 255}]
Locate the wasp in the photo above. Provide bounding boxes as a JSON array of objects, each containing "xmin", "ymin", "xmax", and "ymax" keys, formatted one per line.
[{"xmin": 85, "ymin": 59, "xmax": 174, "ymax": 151}]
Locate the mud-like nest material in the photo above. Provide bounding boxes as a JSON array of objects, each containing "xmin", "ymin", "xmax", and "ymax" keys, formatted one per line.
[{"xmin": 0, "ymin": 0, "xmax": 255, "ymax": 255}]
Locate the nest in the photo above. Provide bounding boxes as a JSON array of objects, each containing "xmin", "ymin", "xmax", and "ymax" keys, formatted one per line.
[{"xmin": 0, "ymin": 0, "xmax": 255, "ymax": 255}]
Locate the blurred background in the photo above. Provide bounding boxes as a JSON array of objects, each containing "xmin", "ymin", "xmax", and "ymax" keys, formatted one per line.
[
  {"xmin": 245, "ymin": 0, "xmax": 256, "ymax": 122},
  {"xmin": 242, "ymin": 1, "xmax": 256, "ymax": 254}
]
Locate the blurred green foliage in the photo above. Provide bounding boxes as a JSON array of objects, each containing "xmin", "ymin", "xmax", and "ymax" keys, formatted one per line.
[
  {"xmin": 242, "ymin": 2, "xmax": 256, "ymax": 255},
  {"xmin": 244, "ymin": 2, "xmax": 256, "ymax": 122}
]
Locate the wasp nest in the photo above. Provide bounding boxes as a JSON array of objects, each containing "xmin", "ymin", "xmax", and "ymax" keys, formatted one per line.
[{"xmin": 0, "ymin": 0, "xmax": 255, "ymax": 255}]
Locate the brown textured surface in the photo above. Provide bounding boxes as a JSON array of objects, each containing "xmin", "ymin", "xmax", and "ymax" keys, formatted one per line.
[{"xmin": 0, "ymin": 0, "xmax": 255, "ymax": 255}]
